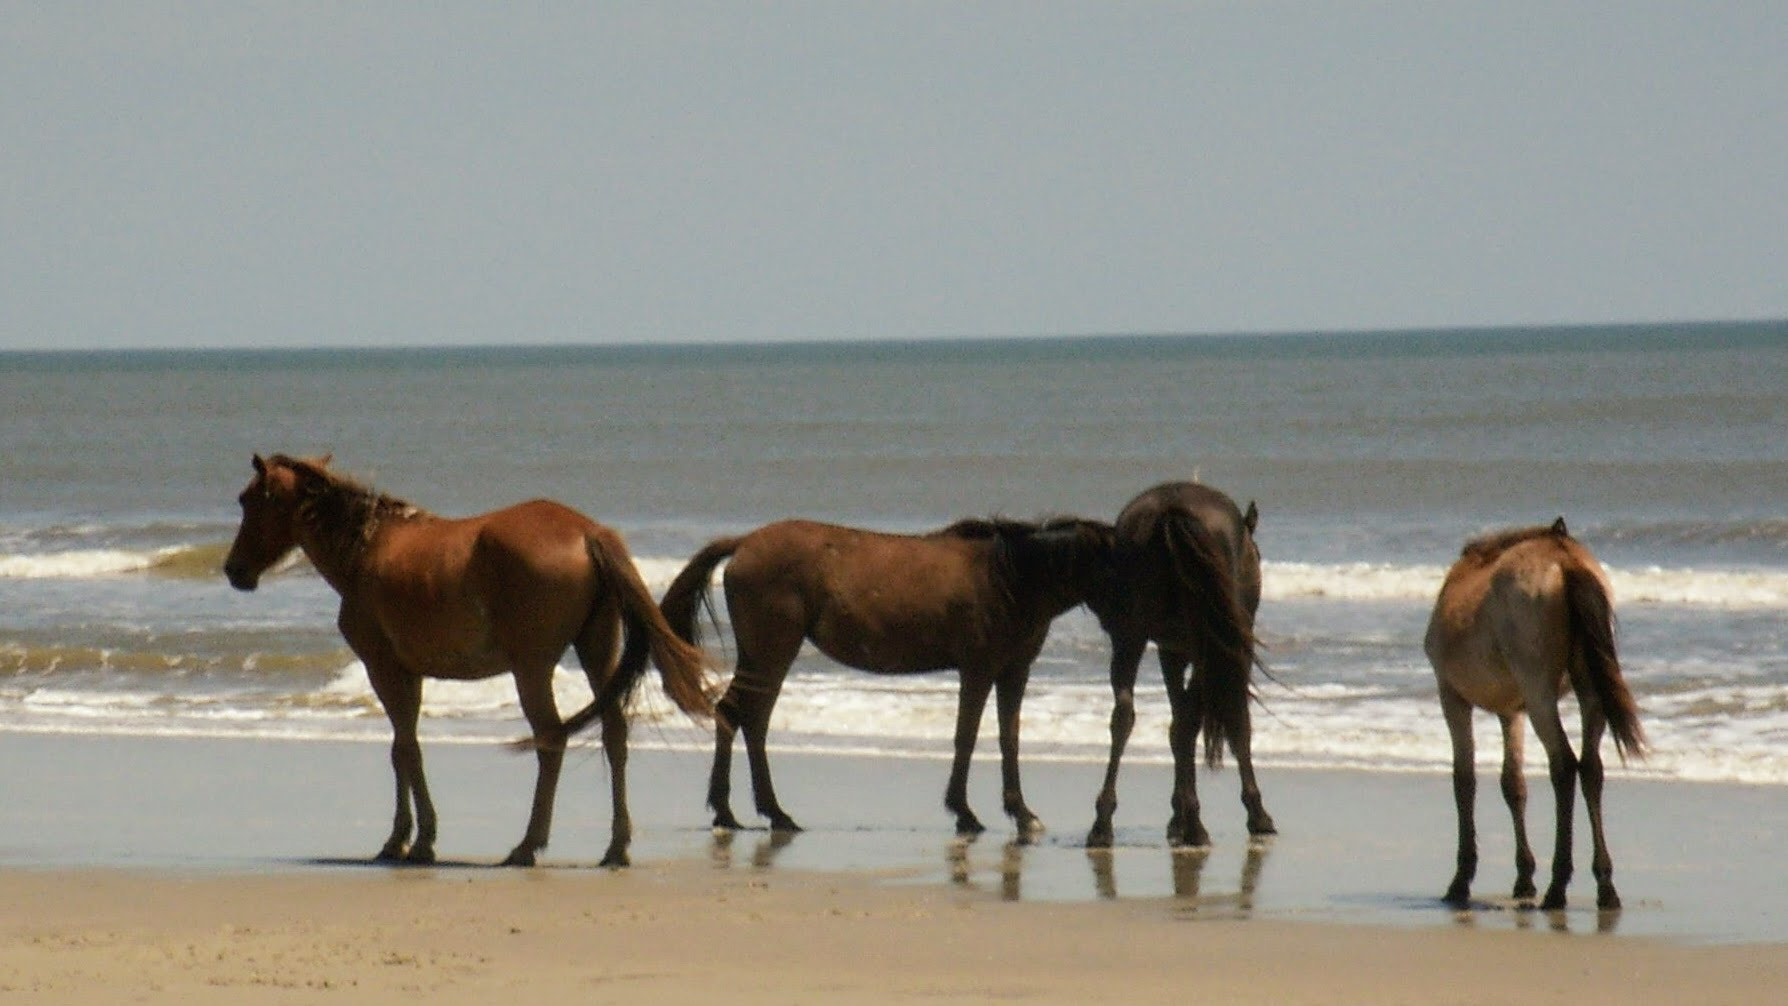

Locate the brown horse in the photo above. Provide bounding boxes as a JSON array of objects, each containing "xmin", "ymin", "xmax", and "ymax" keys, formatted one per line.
[
  {"xmin": 222, "ymin": 453, "xmax": 714, "ymax": 868},
  {"xmin": 563, "ymin": 516, "xmax": 1114, "ymax": 837},
  {"xmin": 1425, "ymin": 517, "xmax": 1645, "ymax": 910},
  {"xmin": 1083, "ymin": 481, "xmax": 1273, "ymax": 849}
]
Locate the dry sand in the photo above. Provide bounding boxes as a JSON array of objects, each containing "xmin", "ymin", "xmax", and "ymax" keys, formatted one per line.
[{"xmin": 3, "ymin": 732, "xmax": 1785, "ymax": 1003}]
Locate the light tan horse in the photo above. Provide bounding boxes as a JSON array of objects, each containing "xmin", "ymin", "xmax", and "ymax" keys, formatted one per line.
[
  {"xmin": 1425, "ymin": 517, "xmax": 1645, "ymax": 910},
  {"xmin": 560, "ymin": 517, "xmax": 1115, "ymax": 837},
  {"xmin": 223, "ymin": 454, "xmax": 714, "ymax": 867}
]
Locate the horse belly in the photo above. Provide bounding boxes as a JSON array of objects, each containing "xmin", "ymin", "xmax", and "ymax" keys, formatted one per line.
[{"xmin": 808, "ymin": 610, "xmax": 958, "ymax": 675}]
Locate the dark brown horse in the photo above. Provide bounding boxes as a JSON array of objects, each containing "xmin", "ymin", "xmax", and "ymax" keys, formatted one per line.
[
  {"xmin": 1083, "ymin": 481, "xmax": 1273, "ymax": 849},
  {"xmin": 562, "ymin": 516, "xmax": 1114, "ymax": 837},
  {"xmin": 222, "ymin": 454, "xmax": 714, "ymax": 867},
  {"xmin": 1426, "ymin": 517, "xmax": 1645, "ymax": 910}
]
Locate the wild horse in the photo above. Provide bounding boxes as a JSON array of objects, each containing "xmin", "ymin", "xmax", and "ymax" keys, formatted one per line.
[
  {"xmin": 1083, "ymin": 481, "xmax": 1274, "ymax": 849},
  {"xmin": 563, "ymin": 516, "xmax": 1114, "ymax": 837},
  {"xmin": 1425, "ymin": 517, "xmax": 1645, "ymax": 910},
  {"xmin": 223, "ymin": 453, "xmax": 714, "ymax": 867}
]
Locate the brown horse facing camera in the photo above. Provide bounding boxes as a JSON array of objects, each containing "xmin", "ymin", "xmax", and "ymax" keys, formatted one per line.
[
  {"xmin": 1083, "ymin": 481, "xmax": 1274, "ymax": 850},
  {"xmin": 560, "ymin": 516, "xmax": 1115, "ymax": 838},
  {"xmin": 222, "ymin": 454, "xmax": 714, "ymax": 868},
  {"xmin": 1425, "ymin": 517, "xmax": 1646, "ymax": 911}
]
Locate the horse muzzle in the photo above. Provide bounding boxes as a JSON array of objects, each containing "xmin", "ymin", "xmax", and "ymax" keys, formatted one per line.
[{"xmin": 223, "ymin": 562, "xmax": 260, "ymax": 591}]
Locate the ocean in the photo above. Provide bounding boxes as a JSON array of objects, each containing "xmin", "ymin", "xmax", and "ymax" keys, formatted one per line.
[{"xmin": 3, "ymin": 322, "xmax": 1786, "ymax": 791}]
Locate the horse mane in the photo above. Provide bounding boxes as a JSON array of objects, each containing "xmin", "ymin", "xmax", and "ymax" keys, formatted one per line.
[
  {"xmin": 930, "ymin": 515, "xmax": 1113, "ymax": 620},
  {"xmin": 1459, "ymin": 517, "xmax": 1570, "ymax": 565},
  {"xmin": 272, "ymin": 454, "xmax": 423, "ymax": 570}
]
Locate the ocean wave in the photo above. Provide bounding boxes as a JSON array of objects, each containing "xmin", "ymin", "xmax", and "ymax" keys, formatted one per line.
[
  {"xmin": 1597, "ymin": 517, "xmax": 1788, "ymax": 552},
  {"xmin": 8, "ymin": 538, "xmax": 1786, "ymax": 612},
  {"xmin": 1261, "ymin": 561, "xmax": 1788, "ymax": 609},
  {"xmin": 10, "ymin": 668, "xmax": 1788, "ymax": 786}
]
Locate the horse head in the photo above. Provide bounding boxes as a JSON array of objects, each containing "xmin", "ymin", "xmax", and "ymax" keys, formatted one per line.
[
  {"xmin": 1027, "ymin": 517, "xmax": 1119, "ymax": 617},
  {"xmin": 222, "ymin": 452, "xmax": 332, "ymax": 590}
]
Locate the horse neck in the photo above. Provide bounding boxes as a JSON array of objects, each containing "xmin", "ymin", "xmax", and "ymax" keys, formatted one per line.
[
  {"xmin": 295, "ymin": 483, "xmax": 415, "ymax": 591},
  {"xmin": 1003, "ymin": 534, "xmax": 1103, "ymax": 621}
]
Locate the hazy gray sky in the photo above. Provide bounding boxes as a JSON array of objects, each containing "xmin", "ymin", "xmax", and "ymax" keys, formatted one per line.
[{"xmin": 3, "ymin": 3, "xmax": 1784, "ymax": 351}]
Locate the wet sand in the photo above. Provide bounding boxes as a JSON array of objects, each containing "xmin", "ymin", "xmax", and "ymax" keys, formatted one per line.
[{"xmin": 3, "ymin": 732, "xmax": 1786, "ymax": 1002}]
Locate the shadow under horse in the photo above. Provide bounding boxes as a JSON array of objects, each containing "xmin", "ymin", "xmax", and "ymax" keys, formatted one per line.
[
  {"xmin": 568, "ymin": 516, "xmax": 1113, "ymax": 837},
  {"xmin": 1083, "ymin": 481, "xmax": 1275, "ymax": 849},
  {"xmin": 223, "ymin": 453, "xmax": 715, "ymax": 868},
  {"xmin": 1426, "ymin": 517, "xmax": 1645, "ymax": 911}
]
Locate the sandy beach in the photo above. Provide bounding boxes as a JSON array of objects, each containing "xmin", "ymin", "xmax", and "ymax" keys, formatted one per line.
[{"xmin": 4, "ymin": 731, "xmax": 1787, "ymax": 1003}]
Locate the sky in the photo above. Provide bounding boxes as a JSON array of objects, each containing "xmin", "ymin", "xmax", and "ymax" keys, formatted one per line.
[{"xmin": 2, "ymin": 2, "xmax": 1785, "ymax": 351}]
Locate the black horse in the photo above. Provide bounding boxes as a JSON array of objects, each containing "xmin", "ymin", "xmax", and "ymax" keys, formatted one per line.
[{"xmin": 1084, "ymin": 481, "xmax": 1275, "ymax": 848}]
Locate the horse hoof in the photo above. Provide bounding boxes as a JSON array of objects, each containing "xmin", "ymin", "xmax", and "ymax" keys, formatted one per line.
[
  {"xmin": 404, "ymin": 847, "xmax": 437, "ymax": 866},
  {"xmin": 1167, "ymin": 825, "xmax": 1211, "ymax": 850},
  {"xmin": 769, "ymin": 816, "xmax": 803, "ymax": 834},
  {"xmin": 1085, "ymin": 827, "xmax": 1114, "ymax": 849},
  {"xmin": 1248, "ymin": 813, "xmax": 1278, "ymax": 836},
  {"xmin": 500, "ymin": 849, "xmax": 537, "ymax": 868},
  {"xmin": 1540, "ymin": 889, "xmax": 1568, "ymax": 912},
  {"xmin": 712, "ymin": 813, "xmax": 743, "ymax": 831},
  {"xmin": 1597, "ymin": 888, "xmax": 1621, "ymax": 911},
  {"xmin": 599, "ymin": 850, "xmax": 630, "ymax": 870}
]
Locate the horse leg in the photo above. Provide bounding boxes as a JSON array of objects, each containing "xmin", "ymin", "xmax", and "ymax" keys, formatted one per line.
[
  {"xmin": 504, "ymin": 663, "xmax": 566, "ymax": 867},
  {"xmin": 1577, "ymin": 702, "xmax": 1620, "ymax": 910},
  {"xmin": 575, "ymin": 618, "xmax": 632, "ymax": 867},
  {"xmin": 1527, "ymin": 700, "xmax": 1579, "ymax": 911},
  {"xmin": 1439, "ymin": 683, "xmax": 1477, "ymax": 905},
  {"xmin": 1086, "ymin": 633, "xmax": 1145, "ymax": 848},
  {"xmin": 708, "ymin": 683, "xmax": 744, "ymax": 830},
  {"xmin": 1498, "ymin": 712, "xmax": 1537, "ymax": 900},
  {"xmin": 366, "ymin": 661, "xmax": 435, "ymax": 864},
  {"xmin": 1224, "ymin": 665, "xmax": 1276, "ymax": 837},
  {"xmin": 734, "ymin": 651, "xmax": 801, "ymax": 833},
  {"xmin": 1161, "ymin": 649, "xmax": 1209, "ymax": 848},
  {"xmin": 596, "ymin": 704, "xmax": 631, "ymax": 868},
  {"xmin": 945, "ymin": 669, "xmax": 995, "ymax": 836},
  {"xmin": 994, "ymin": 663, "xmax": 1041, "ymax": 839}
]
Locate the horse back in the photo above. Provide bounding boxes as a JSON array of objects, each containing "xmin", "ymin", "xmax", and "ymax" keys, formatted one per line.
[
  {"xmin": 722, "ymin": 519, "xmax": 998, "ymax": 673},
  {"xmin": 1111, "ymin": 481, "xmax": 1258, "ymax": 634},
  {"xmin": 356, "ymin": 499, "xmax": 612, "ymax": 675},
  {"xmin": 1427, "ymin": 531, "xmax": 1607, "ymax": 713}
]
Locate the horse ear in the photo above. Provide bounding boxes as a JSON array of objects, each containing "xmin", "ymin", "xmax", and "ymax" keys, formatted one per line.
[
  {"xmin": 318, "ymin": 453, "xmax": 333, "ymax": 467},
  {"xmin": 1551, "ymin": 516, "xmax": 1569, "ymax": 536},
  {"xmin": 1244, "ymin": 501, "xmax": 1260, "ymax": 534},
  {"xmin": 252, "ymin": 454, "xmax": 267, "ymax": 476}
]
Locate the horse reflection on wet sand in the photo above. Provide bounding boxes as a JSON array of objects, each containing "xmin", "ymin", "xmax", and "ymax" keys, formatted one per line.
[
  {"xmin": 222, "ymin": 454, "xmax": 715, "ymax": 868},
  {"xmin": 1426, "ymin": 517, "xmax": 1645, "ymax": 911}
]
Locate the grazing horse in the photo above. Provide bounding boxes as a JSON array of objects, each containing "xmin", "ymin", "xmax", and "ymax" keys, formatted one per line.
[
  {"xmin": 565, "ymin": 516, "xmax": 1114, "ymax": 837},
  {"xmin": 1083, "ymin": 481, "xmax": 1273, "ymax": 850},
  {"xmin": 222, "ymin": 453, "xmax": 714, "ymax": 868},
  {"xmin": 1425, "ymin": 517, "xmax": 1645, "ymax": 910}
]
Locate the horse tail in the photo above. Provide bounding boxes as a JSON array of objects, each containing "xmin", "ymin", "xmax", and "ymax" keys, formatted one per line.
[
  {"xmin": 1563, "ymin": 566, "xmax": 1647, "ymax": 762},
  {"xmin": 559, "ymin": 531, "xmax": 718, "ymax": 740},
  {"xmin": 659, "ymin": 536, "xmax": 744, "ymax": 650},
  {"xmin": 1158, "ymin": 510, "xmax": 1256, "ymax": 768}
]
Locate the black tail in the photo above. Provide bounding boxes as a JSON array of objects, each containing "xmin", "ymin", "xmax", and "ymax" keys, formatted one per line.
[
  {"xmin": 1563, "ymin": 566, "xmax": 1646, "ymax": 762},
  {"xmin": 1157, "ymin": 510, "xmax": 1256, "ymax": 768},
  {"xmin": 658, "ymin": 536, "xmax": 744, "ymax": 649}
]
